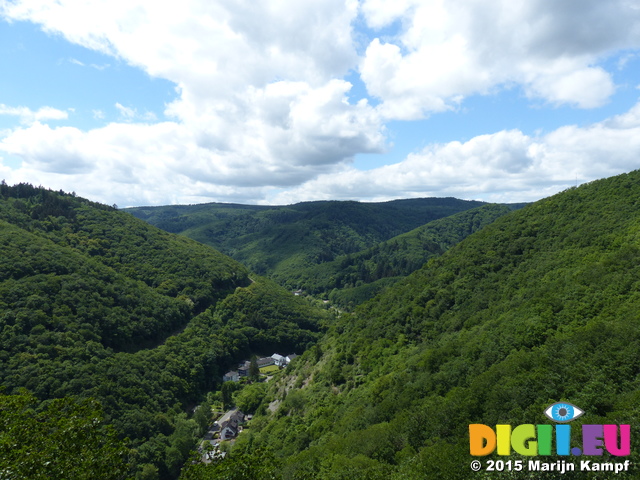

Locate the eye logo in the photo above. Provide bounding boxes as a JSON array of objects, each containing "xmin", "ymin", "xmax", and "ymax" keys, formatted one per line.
[{"xmin": 544, "ymin": 402, "xmax": 584, "ymax": 423}]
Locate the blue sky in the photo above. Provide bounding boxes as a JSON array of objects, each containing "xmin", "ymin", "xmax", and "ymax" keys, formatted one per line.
[
  {"xmin": 0, "ymin": 21, "xmax": 174, "ymax": 131},
  {"xmin": 1, "ymin": 0, "xmax": 640, "ymax": 207}
]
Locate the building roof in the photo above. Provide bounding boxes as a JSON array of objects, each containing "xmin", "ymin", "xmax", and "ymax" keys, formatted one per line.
[
  {"xmin": 257, "ymin": 357, "xmax": 275, "ymax": 367},
  {"xmin": 222, "ymin": 371, "xmax": 239, "ymax": 382},
  {"xmin": 216, "ymin": 408, "xmax": 244, "ymax": 426}
]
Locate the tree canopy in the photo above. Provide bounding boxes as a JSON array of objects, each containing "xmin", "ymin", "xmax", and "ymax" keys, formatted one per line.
[
  {"xmin": 127, "ymin": 197, "xmax": 492, "ymax": 285},
  {"xmin": 0, "ymin": 183, "xmax": 329, "ymax": 478},
  {"xmin": 222, "ymin": 171, "xmax": 640, "ymax": 479},
  {"xmin": 0, "ymin": 391, "xmax": 132, "ymax": 480}
]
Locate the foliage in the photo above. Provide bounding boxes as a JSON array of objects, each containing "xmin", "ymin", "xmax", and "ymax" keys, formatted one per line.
[
  {"xmin": 179, "ymin": 450, "xmax": 280, "ymax": 480},
  {"xmin": 292, "ymin": 204, "xmax": 513, "ymax": 306},
  {"xmin": 13, "ymin": 173, "xmax": 640, "ymax": 479},
  {"xmin": 0, "ymin": 183, "xmax": 329, "ymax": 478},
  {"xmin": 229, "ymin": 171, "xmax": 640, "ymax": 479},
  {"xmin": 234, "ymin": 383, "xmax": 268, "ymax": 414},
  {"xmin": 249, "ymin": 356, "xmax": 260, "ymax": 380},
  {"xmin": 127, "ymin": 198, "xmax": 490, "ymax": 284},
  {"xmin": 0, "ymin": 391, "xmax": 132, "ymax": 479}
]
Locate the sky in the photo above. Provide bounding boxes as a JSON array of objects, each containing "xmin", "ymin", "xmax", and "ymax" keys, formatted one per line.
[{"xmin": 1, "ymin": 1, "xmax": 640, "ymax": 207}]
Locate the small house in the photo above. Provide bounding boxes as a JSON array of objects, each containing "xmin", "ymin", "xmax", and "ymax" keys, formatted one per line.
[
  {"xmin": 216, "ymin": 409, "xmax": 245, "ymax": 441},
  {"xmin": 222, "ymin": 371, "xmax": 239, "ymax": 382},
  {"xmin": 271, "ymin": 353, "xmax": 286, "ymax": 367},
  {"xmin": 257, "ymin": 357, "xmax": 275, "ymax": 368},
  {"xmin": 286, "ymin": 353, "xmax": 298, "ymax": 365},
  {"xmin": 238, "ymin": 361, "xmax": 251, "ymax": 377}
]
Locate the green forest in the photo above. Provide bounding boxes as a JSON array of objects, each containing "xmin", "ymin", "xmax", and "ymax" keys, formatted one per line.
[
  {"xmin": 207, "ymin": 171, "xmax": 640, "ymax": 479},
  {"xmin": 0, "ymin": 183, "xmax": 328, "ymax": 479},
  {"xmin": 286, "ymin": 204, "xmax": 514, "ymax": 307},
  {"xmin": 127, "ymin": 197, "xmax": 492, "ymax": 285},
  {"xmin": 4, "ymin": 170, "xmax": 640, "ymax": 479}
]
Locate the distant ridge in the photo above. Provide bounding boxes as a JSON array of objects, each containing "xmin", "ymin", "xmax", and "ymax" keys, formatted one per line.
[
  {"xmin": 127, "ymin": 197, "xmax": 491, "ymax": 282},
  {"xmin": 286, "ymin": 203, "xmax": 514, "ymax": 306}
]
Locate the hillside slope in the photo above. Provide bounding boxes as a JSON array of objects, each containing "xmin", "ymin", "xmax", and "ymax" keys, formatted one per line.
[
  {"xmin": 286, "ymin": 203, "xmax": 513, "ymax": 307},
  {"xmin": 127, "ymin": 198, "xmax": 488, "ymax": 282},
  {"xmin": 0, "ymin": 183, "xmax": 329, "ymax": 479},
  {"xmin": 208, "ymin": 171, "xmax": 640, "ymax": 480}
]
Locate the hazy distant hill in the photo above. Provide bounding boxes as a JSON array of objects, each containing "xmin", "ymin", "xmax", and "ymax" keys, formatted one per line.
[
  {"xmin": 0, "ymin": 183, "xmax": 329, "ymax": 478},
  {"xmin": 127, "ymin": 197, "xmax": 489, "ymax": 282},
  {"xmin": 203, "ymin": 171, "xmax": 640, "ymax": 480}
]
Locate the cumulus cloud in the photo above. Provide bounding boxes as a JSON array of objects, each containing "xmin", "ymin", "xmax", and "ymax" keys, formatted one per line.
[
  {"xmin": 5, "ymin": 98, "xmax": 640, "ymax": 207},
  {"xmin": 269, "ymin": 99, "xmax": 640, "ymax": 204},
  {"xmin": 0, "ymin": 81, "xmax": 383, "ymax": 205},
  {"xmin": 1, "ymin": 0, "xmax": 359, "ymax": 89},
  {"xmin": 1, "ymin": 0, "xmax": 640, "ymax": 206},
  {"xmin": 359, "ymin": 0, "xmax": 640, "ymax": 119},
  {"xmin": 1, "ymin": 0, "xmax": 381, "ymax": 202}
]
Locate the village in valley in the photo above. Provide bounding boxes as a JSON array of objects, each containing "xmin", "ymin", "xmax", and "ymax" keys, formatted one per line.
[{"xmin": 199, "ymin": 352, "xmax": 298, "ymax": 463}]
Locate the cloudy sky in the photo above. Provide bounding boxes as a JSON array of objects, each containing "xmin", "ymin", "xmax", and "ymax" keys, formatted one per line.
[{"xmin": 1, "ymin": 0, "xmax": 640, "ymax": 207}]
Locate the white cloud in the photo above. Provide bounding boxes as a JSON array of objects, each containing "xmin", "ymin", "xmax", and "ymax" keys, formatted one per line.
[
  {"xmin": 4, "ymin": 98, "xmax": 640, "ymax": 207},
  {"xmin": 1, "ymin": 0, "xmax": 640, "ymax": 206},
  {"xmin": 90, "ymin": 63, "xmax": 109, "ymax": 70},
  {"xmin": 524, "ymin": 66, "xmax": 615, "ymax": 109},
  {"xmin": 0, "ymin": 80, "xmax": 383, "ymax": 205},
  {"xmin": 0, "ymin": 0, "xmax": 380, "ymax": 201},
  {"xmin": 1, "ymin": 122, "xmax": 95, "ymax": 174},
  {"xmin": 269, "ymin": 99, "xmax": 640, "ymax": 204},
  {"xmin": 359, "ymin": 0, "xmax": 640, "ymax": 119},
  {"xmin": 114, "ymin": 103, "xmax": 157, "ymax": 122},
  {"xmin": 1, "ymin": 0, "xmax": 359, "ymax": 88},
  {"xmin": 69, "ymin": 58, "xmax": 110, "ymax": 70},
  {"xmin": 0, "ymin": 104, "xmax": 69, "ymax": 124}
]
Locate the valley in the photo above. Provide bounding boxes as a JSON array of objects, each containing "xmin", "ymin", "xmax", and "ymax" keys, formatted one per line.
[{"xmin": 3, "ymin": 172, "xmax": 640, "ymax": 479}]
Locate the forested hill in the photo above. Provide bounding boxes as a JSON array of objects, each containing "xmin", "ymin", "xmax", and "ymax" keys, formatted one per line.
[
  {"xmin": 285, "ymin": 203, "xmax": 513, "ymax": 307},
  {"xmin": 0, "ymin": 183, "xmax": 329, "ymax": 478},
  {"xmin": 0, "ymin": 183, "xmax": 251, "ymax": 351},
  {"xmin": 205, "ymin": 171, "xmax": 640, "ymax": 480},
  {"xmin": 127, "ymin": 197, "xmax": 489, "ymax": 282}
]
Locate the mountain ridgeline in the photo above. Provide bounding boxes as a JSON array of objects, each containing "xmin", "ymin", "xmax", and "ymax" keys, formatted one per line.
[
  {"xmin": 185, "ymin": 171, "xmax": 640, "ymax": 480},
  {"xmin": 127, "ymin": 197, "xmax": 491, "ymax": 285},
  {"xmin": 0, "ymin": 182, "xmax": 329, "ymax": 478},
  {"xmin": 287, "ymin": 203, "xmax": 513, "ymax": 307}
]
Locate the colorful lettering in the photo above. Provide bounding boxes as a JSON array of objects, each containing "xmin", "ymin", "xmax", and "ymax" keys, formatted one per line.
[
  {"xmin": 604, "ymin": 425, "xmax": 630, "ymax": 456},
  {"xmin": 469, "ymin": 424, "xmax": 496, "ymax": 456},
  {"xmin": 469, "ymin": 423, "xmax": 631, "ymax": 457},
  {"xmin": 511, "ymin": 424, "xmax": 537, "ymax": 455}
]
